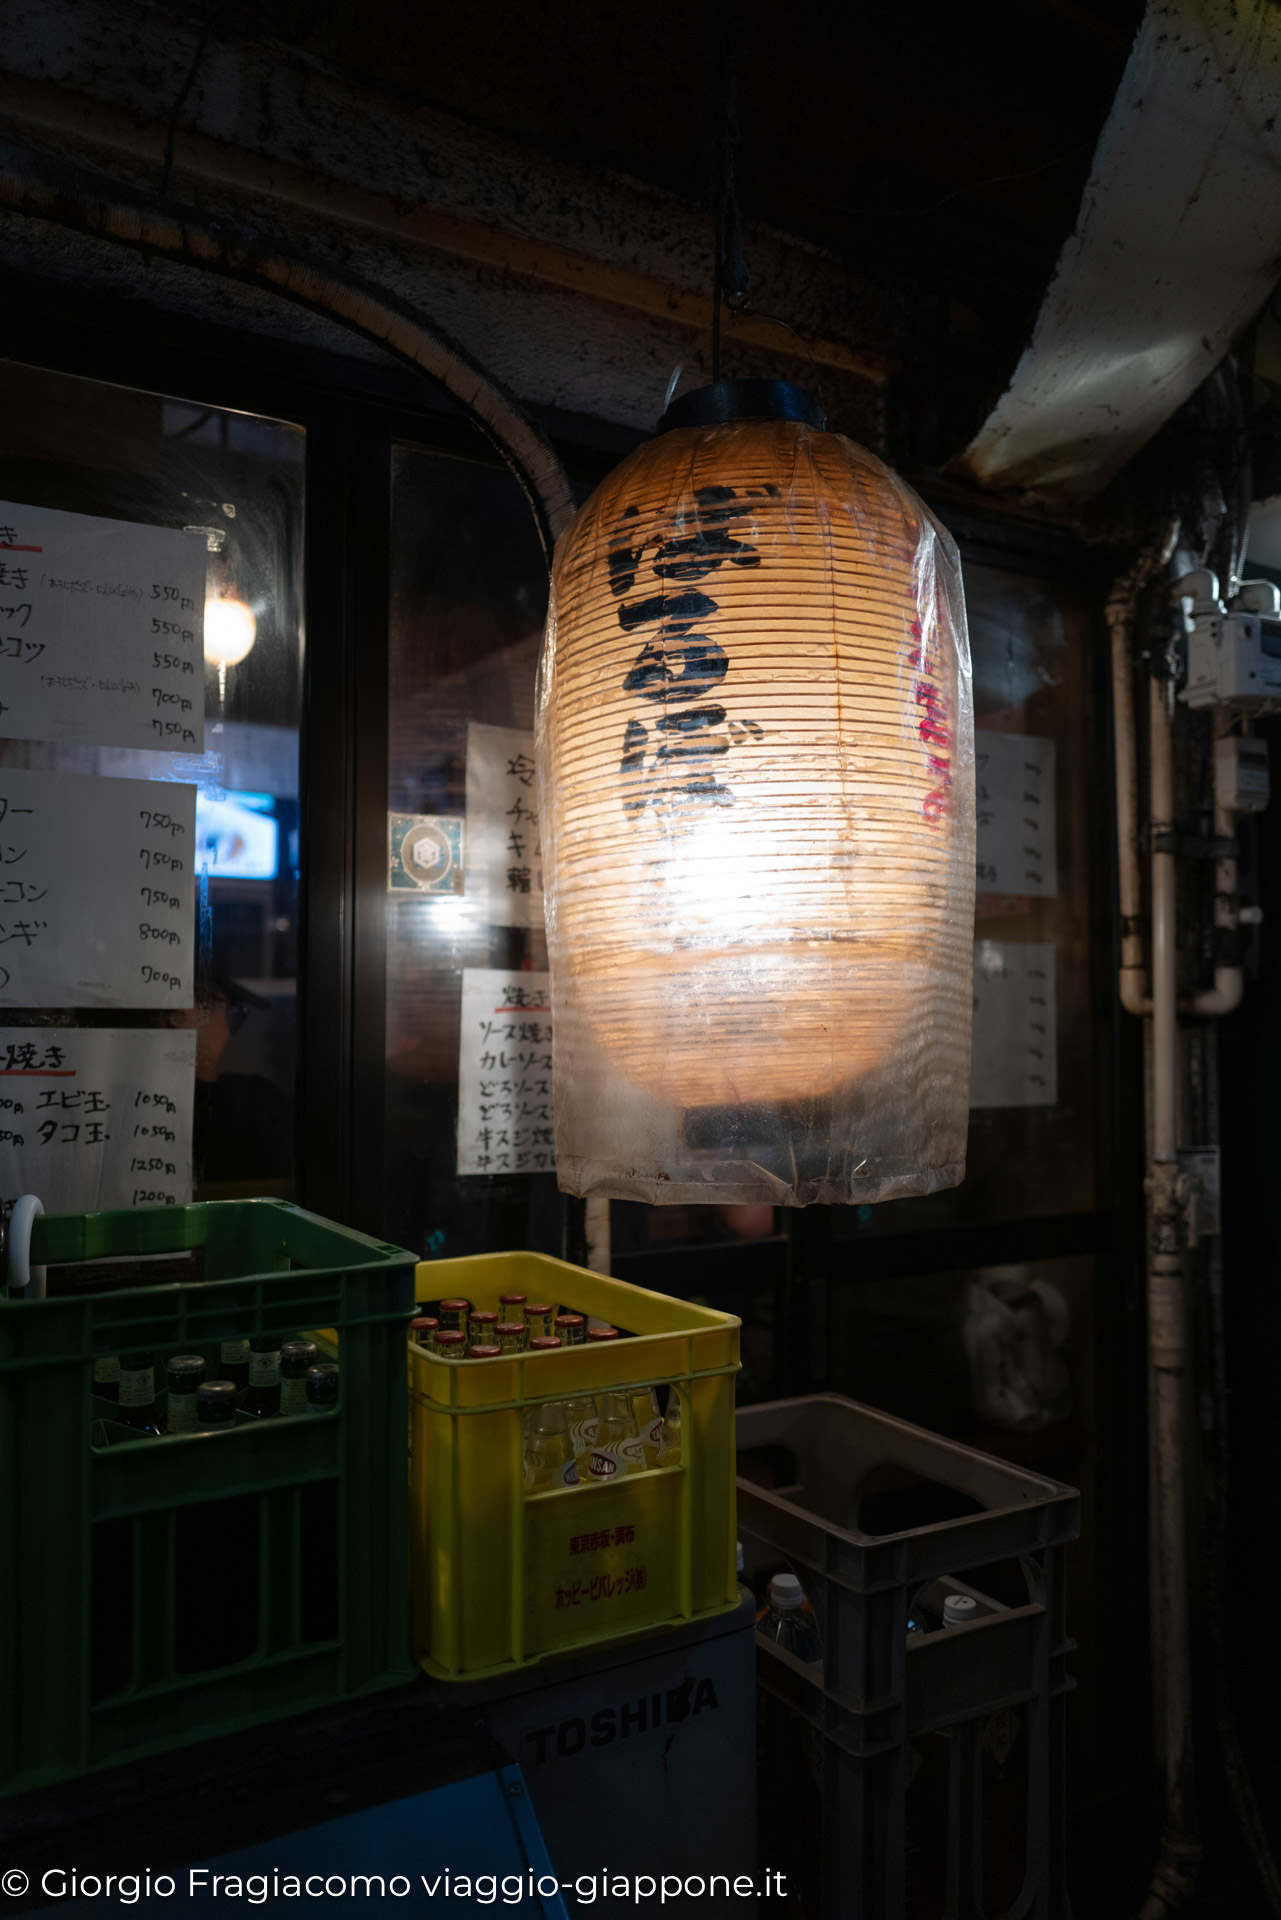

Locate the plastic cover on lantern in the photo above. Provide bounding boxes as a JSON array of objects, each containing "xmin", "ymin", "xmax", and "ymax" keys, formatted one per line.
[{"xmin": 536, "ymin": 416, "xmax": 975, "ymax": 1207}]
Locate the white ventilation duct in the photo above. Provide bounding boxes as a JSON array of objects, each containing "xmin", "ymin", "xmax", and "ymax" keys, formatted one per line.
[{"xmin": 958, "ymin": 0, "xmax": 1281, "ymax": 503}]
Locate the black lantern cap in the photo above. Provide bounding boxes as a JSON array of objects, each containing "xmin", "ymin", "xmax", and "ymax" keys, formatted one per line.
[{"xmin": 656, "ymin": 379, "xmax": 826, "ymax": 435}]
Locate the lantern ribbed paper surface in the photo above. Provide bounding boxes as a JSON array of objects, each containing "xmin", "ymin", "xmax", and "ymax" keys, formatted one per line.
[{"xmin": 536, "ymin": 413, "xmax": 974, "ymax": 1206}]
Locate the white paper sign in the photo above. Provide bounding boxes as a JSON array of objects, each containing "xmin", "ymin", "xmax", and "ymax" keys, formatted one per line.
[
  {"xmin": 0, "ymin": 499, "xmax": 205, "ymax": 752},
  {"xmin": 0, "ymin": 1026, "xmax": 195, "ymax": 1211},
  {"xmin": 971, "ymin": 941, "xmax": 1057, "ymax": 1108},
  {"xmin": 464, "ymin": 722, "xmax": 544, "ymax": 927},
  {"xmin": 457, "ymin": 968, "xmax": 554, "ymax": 1176},
  {"xmin": 0, "ymin": 768, "xmax": 195, "ymax": 1008},
  {"xmin": 975, "ymin": 731, "xmax": 1057, "ymax": 897}
]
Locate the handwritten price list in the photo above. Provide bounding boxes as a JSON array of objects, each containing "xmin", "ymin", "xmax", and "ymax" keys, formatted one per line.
[
  {"xmin": 0, "ymin": 768, "xmax": 195, "ymax": 1008},
  {"xmin": 464, "ymin": 723, "xmax": 545, "ymax": 928},
  {"xmin": 974, "ymin": 730, "xmax": 1057, "ymax": 897},
  {"xmin": 970, "ymin": 940, "xmax": 1057, "ymax": 1109},
  {"xmin": 0, "ymin": 498, "xmax": 206, "ymax": 753},
  {"xmin": 0, "ymin": 1026, "xmax": 195, "ymax": 1211},
  {"xmin": 456, "ymin": 969, "xmax": 555, "ymax": 1176}
]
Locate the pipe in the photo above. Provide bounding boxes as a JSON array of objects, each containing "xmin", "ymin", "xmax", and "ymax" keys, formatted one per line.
[
  {"xmin": 1138, "ymin": 670, "xmax": 1201, "ymax": 1918},
  {"xmin": 1108, "ymin": 533, "xmax": 1179, "ymax": 1017},
  {"xmin": 1109, "ymin": 577, "xmax": 1152, "ymax": 1015},
  {"xmin": 0, "ymin": 162, "xmax": 575, "ymax": 559}
]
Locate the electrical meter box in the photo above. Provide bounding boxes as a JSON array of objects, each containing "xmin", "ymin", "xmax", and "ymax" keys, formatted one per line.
[
  {"xmin": 1183, "ymin": 612, "xmax": 1281, "ymax": 711},
  {"xmin": 1214, "ymin": 735, "xmax": 1270, "ymax": 813}
]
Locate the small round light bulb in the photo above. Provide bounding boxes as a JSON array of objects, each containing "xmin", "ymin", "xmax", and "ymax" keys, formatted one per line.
[{"xmin": 203, "ymin": 594, "xmax": 257, "ymax": 668}]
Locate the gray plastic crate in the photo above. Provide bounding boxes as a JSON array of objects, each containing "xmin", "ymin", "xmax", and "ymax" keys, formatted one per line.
[{"xmin": 737, "ymin": 1394, "xmax": 1079, "ymax": 1920}]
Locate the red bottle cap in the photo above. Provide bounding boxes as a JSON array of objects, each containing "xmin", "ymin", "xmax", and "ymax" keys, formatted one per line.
[
  {"xmin": 528, "ymin": 1336, "xmax": 562, "ymax": 1350},
  {"xmin": 587, "ymin": 1326, "xmax": 619, "ymax": 1341},
  {"xmin": 467, "ymin": 1344, "xmax": 502, "ymax": 1358}
]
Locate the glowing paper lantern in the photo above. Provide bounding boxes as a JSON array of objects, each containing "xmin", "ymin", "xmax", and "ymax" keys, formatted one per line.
[
  {"xmin": 537, "ymin": 382, "xmax": 975, "ymax": 1206},
  {"xmin": 203, "ymin": 593, "xmax": 257, "ymax": 668}
]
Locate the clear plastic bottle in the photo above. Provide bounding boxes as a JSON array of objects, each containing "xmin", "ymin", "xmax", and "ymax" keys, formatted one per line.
[
  {"xmin": 523, "ymin": 1398, "xmax": 580, "ymax": 1492},
  {"xmin": 586, "ymin": 1387, "xmax": 644, "ymax": 1480},
  {"xmin": 760, "ymin": 1572, "xmax": 823, "ymax": 1666},
  {"xmin": 657, "ymin": 1384, "xmax": 682, "ymax": 1467}
]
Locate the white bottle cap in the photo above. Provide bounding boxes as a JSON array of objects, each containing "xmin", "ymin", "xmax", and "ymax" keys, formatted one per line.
[
  {"xmin": 943, "ymin": 1594, "xmax": 978, "ymax": 1627},
  {"xmin": 736, "ymin": 1540, "xmax": 745, "ymax": 1575},
  {"xmin": 768, "ymin": 1572, "xmax": 805, "ymax": 1610}
]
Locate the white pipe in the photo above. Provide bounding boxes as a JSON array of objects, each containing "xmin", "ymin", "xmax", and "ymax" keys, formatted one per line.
[
  {"xmin": 7, "ymin": 1193, "xmax": 45, "ymax": 1297},
  {"xmin": 1140, "ymin": 658, "xmax": 1200, "ymax": 1919}
]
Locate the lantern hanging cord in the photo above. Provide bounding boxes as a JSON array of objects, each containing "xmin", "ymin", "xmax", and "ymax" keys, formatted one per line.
[{"xmin": 709, "ymin": 0, "xmax": 750, "ymax": 383}]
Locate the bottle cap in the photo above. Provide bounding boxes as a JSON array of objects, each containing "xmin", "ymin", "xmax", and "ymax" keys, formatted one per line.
[
  {"xmin": 587, "ymin": 1326, "xmax": 619, "ymax": 1341},
  {"xmin": 768, "ymin": 1573, "xmax": 805, "ymax": 1610},
  {"xmin": 499, "ymin": 1293, "xmax": 527, "ymax": 1306},
  {"xmin": 433, "ymin": 1330, "xmax": 466, "ymax": 1348},
  {"xmin": 555, "ymin": 1314, "xmax": 584, "ymax": 1330},
  {"xmin": 529, "ymin": 1336, "xmax": 562, "ymax": 1349},
  {"xmin": 305, "ymin": 1363, "xmax": 340, "ymax": 1407},
  {"xmin": 166, "ymin": 1353, "xmax": 206, "ymax": 1385},
  {"xmin": 197, "ymin": 1379, "xmax": 239, "ymax": 1423},
  {"xmin": 525, "ymin": 1302, "xmax": 554, "ymax": 1317},
  {"xmin": 943, "ymin": 1594, "xmax": 978, "ymax": 1627},
  {"xmin": 280, "ymin": 1340, "xmax": 318, "ymax": 1375},
  {"xmin": 467, "ymin": 1344, "xmax": 502, "ymax": 1358},
  {"xmin": 469, "ymin": 1309, "xmax": 499, "ymax": 1325}
]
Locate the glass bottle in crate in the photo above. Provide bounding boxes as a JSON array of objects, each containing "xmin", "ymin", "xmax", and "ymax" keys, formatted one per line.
[
  {"xmin": 658, "ymin": 1385, "xmax": 682, "ymax": 1467},
  {"xmin": 555, "ymin": 1313, "xmax": 585, "ymax": 1345},
  {"xmin": 587, "ymin": 1387, "xmax": 645, "ymax": 1480},
  {"xmin": 496, "ymin": 1322, "xmax": 525, "ymax": 1354},
  {"xmin": 631, "ymin": 1385, "xmax": 664, "ymax": 1467},
  {"xmin": 196, "ymin": 1379, "xmax": 238, "ymax": 1428},
  {"xmin": 243, "ymin": 1334, "xmax": 282, "ymax": 1418},
  {"xmin": 760, "ymin": 1572, "xmax": 822, "ymax": 1666},
  {"xmin": 92, "ymin": 1354, "xmax": 119, "ymax": 1405},
  {"xmin": 305, "ymin": 1363, "xmax": 340, "ymax": 1412},
  {"xmin": 165, "ymin": 1354, "xmax": 206, "ymax": 1434},
  {"xmin": 116, "ymin": 1353, "xmax": 163, "ymax": 1436},
  {"xmin": 523, "ymin": 1397, "xmax": 580, "ymax": 1492},
  {"xmin": 218, "ymin": 1337, "xmax": 250, "ymax": 1394},
  {"xmin": 279, "ymin": 1339, "xmax": 317, "ymax": 1416}
]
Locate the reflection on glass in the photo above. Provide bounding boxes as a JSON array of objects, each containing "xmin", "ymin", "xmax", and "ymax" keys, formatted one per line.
[
  {"xmin": 384, "ymin": 448, "xmax": 554, "ymax": 1260},
  {"xmin": 0, "ymin": 362, "xmax": 304, "ymax": 1198}
]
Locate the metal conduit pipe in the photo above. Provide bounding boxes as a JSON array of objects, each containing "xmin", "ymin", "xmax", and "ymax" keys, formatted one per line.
[
  {"xmin": 0, "ymin": 164, "xmax": 576, "ymax": 558},
  {"xmin": 1108, "ymin": 568, "xmax": 1154, "ymax": 1016},
  {"xmin": 1139, "ymin": 674, "xmax": 1202, "ymax": 1919}
]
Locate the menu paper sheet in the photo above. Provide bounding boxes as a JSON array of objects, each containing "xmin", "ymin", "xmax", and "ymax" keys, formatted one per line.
[
  {"xmin": 456, "ymin": 968, "xmax": 554, "ymax": 1175},
  {"xmin": 0, "ymin": 1026, "xmax": 195, "ymax": 1212},
  {"xmin": 464, "ymin": 723, "xmax": 544, "ymax": 927},
  {"xmin": 974, "ymin": 730, "xmax": 1057, "ymax": 897},
  {"xmin": 970, "ymin": 941, "xmax": 1057, "ymax": 1108},
  {"xmin": 0, "ymin": 499, "xmax": 206, "ymax": 752},
  {"xmin": 0, "ymin": 768, "xmax": 195, "ymax": 1008}
]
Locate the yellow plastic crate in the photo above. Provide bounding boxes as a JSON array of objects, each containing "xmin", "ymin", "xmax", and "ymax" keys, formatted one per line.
[{"xmin": 409, "ymin": 1251, "xmax": 740, "ymax": 1679}]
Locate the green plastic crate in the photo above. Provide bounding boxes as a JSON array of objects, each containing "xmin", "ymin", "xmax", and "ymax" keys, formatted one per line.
[{"xmin": 0, "ymin": 1200, "xmax": 417, "ymax": 1795}]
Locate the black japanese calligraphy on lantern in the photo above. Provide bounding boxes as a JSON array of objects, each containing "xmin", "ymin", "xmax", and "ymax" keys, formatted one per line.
[{"xmin": 607, "ymin": 485, "xmax": 777, "ymax": 819}]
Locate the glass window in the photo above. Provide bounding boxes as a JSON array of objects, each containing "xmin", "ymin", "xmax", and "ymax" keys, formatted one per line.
[
  {"xmin": 383, "ymin": 444, "xmax": 555, "ymax": 1261},
  {"xmin": 0, "ymin": 362, "xmax": 304, "ymax": 1200},
  {"xmin": 834, "ymin": 559, "xmax": 1098, "ymax": 1238}
]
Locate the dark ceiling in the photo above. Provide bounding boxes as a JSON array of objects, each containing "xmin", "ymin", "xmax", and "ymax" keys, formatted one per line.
[{"xmin": 253, "ymin": 0, "xmax": 1143, "ymax": 342}]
